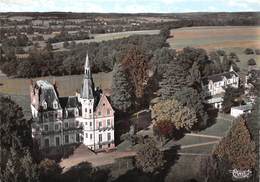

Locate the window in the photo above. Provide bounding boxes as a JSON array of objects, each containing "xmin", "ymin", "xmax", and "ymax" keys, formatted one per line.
[
  {"xmin": 85, "ymin": 108, "xmax": 87, "ymax": 112},
  {"xmin": 85, "ymin": 122, "xmax": 87, "ymax": 126},
  {"xmin": 107, "ymin": 109, "xmax": 110, "ymax": 115},
  {"xmin": 44, "ymin": 124, "xmax": 48, "ymax": 131},
  {"xmin": 89, "ymin": 109, "xmax": 92, "ymax": 113},
  {"xmin": 99, "ymin": 134, "xmax": 102, "ymax": 142},
  {"xmin": 42, "ymin": 100, "xmax": 47, "ymax": 110},
  {"xmin": 65, "ymin": 135, "xmax": 69, "ymax": 144},
  {"xmin": 99, "ymin": 121, "xmax": 102, "ymax": 128},
  {"xmin": 76, "ymin": 134, "xmax": 80, "ymax": 142},
  {"xmin": 65, "ymin": 122, "xmax": 69, "ymax": 128},
  {"xmin": 76, "ymin": 121, "xmax": 79, "ymax": 127},
  {"xmin": 55, "ymin": 124, "xmax": 59, "ymax": 131},
  {"xmin": 98, "ymin": 111, "xmax": 101, "ymax": 116},
  {"xmin": 53, "ymin": 100, "xmax": 58, "ymax": 109},
  {"xmin": 107, "ymin": 119, "xmax": 111, "ymax": 127},
  {"xmin": 90, "ymin": 134, "xmax": 92, "ymax": 140},
  {"xmin": 55, "ymin": 137, "xmax": 60, "ymax": 146},
  {"xmin": 44, "ymin": 138, "xmax": 49, "ymax": 147},
  {"xmin": 90, "ymin": 122, "xmax": 92, "ymax": 127},
  {"xmin": 99, "ymin": 145, "xmax": 102, "ymax": 149},
  {"xmin": 86, "ymin": 133, "xmax": 88, "ymax": 138},
  {"xmin": 107, "ymin": 133, "xmax": 111, "ymax": 141},
  {"xmin": 108, "ymin": 143, "xmax": 111, "ymax": 148}
]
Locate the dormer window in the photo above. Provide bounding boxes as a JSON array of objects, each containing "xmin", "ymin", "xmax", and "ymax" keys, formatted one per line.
[
  {"xmin": 74, "ymin": 108, "xmax": 79, "ymax": 117},
  {"xmin": 53, "ymin": 100, "xmax": 58, "ymax": 109},
  {"xmin": 42, "ymin": 100, "xmax": 47, "ymax": 110}
]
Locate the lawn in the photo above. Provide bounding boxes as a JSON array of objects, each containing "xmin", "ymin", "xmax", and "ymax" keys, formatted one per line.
[{"xmin": 0, "ymin": 72, "xmax": 112, "ymax": 96}]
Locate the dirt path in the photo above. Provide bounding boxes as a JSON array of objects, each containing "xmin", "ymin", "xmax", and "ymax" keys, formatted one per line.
[
  {"xmin": 185, "ymin": 133, "xmax": 222, "ymax": 139},
  {"xmin": 180, "ymin": 141, "xmax": 219, "ymax": 149}
]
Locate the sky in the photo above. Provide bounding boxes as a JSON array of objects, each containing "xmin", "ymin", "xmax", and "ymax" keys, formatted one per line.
[{"xmin": 0, "ymin": 0, "xmax": 259, "ymax": 13}]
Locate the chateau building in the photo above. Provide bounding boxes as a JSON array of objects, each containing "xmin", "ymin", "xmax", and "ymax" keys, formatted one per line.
[
  {"xmin": 30, "ymin": 54, "xmax": 115, "ymax": 151},
  {"xmin": 202, "ymin": 66, "xmax": 239, "ymax": 109}
]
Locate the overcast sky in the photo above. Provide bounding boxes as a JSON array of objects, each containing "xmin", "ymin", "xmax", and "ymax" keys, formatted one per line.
[{"xmin": 0, "ymin": 0, "xmax": 259, "ymax": 13}]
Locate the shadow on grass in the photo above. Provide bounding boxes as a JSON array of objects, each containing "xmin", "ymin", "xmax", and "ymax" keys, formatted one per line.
[
  {"xmin": 61, "ymin": 161, "xmax": 111, "ymax": 182},
  {"xmin": 112, "ymin": 145, "xmax": 181, "ymax": 182}
]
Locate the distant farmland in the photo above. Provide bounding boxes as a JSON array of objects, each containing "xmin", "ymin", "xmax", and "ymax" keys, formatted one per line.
[
  {"xmin": 52, "ymin": 30, "xmax": 160, "ymax": 49},
  {"xmin": 168, "ymin": 26, "xmax": 260, "ymax": 50},
  {"xmin": 168, "ymin": 26, "xmax": 260, "ymax": 70}
]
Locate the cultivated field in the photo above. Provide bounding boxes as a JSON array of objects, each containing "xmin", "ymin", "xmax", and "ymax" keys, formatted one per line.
[
  {"xmin": 168, "ymin": 26, "xmax": 260, "ymax": 50},
  {"xmin": 168, "ymin": 26, "xmax": 260, "ymax": 71}
]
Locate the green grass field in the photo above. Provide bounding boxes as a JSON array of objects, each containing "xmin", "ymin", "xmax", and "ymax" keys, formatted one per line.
[{"xmin": 0, "ymin": 72, "xmax": 112, "ymax": 96}]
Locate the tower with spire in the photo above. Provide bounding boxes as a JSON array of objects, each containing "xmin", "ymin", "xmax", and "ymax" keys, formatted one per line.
[{"xmin": 30, "ymin": 52, "xmax": 115, "ymax": 153}]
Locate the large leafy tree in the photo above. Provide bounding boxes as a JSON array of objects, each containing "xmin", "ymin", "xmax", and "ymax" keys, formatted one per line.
[
  {"xmin": 111, "ymin": 63, "xmax": 134, "ymax": 112},
  {"xmin": 0, "ymin": 96, "xmax": 32, "ymax": 152},
  {"xmin": 135, "ymin": 138, "xmax": 165, "ymax": 173},
  {"xmin": 222, "ymin": 87, "xmax": 244, "ymax": 113},
  {"xmin": 0, "ymin": 96, "xmax": 38, "ymax": 182},
  {"xmin": 153, "ymin": 98, "xmax": 199, "ymax": 137},
  {"xmin": 213, "ymin": 117, "xmax": 256, "ymax": 170},
  {"xmin": 173, "ymin": 87, "xmax": 208, "ymax": 127},
  {"xmin": 121, "ymin": 46, "xmax": 149, "ymax": 99},
  {"xmin": 158, "ymin": 47, "xmax": 205, "ymax": 100}
]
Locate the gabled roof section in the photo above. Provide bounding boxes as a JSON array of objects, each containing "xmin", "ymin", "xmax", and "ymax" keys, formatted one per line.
[
  {"xmin": 202, "ymin": 71, "xmax": 238, "ymax": 85},
  {"xmin": 95, "ymin": 94, "xmax": 114, "ymax": 112},
  {"xmin": 59, "ymin": 96, "xmax": 81, "ymax": 109},
  {"xmin": 36, "ymin": 80, "xmax": 60, "ymax": 110}
]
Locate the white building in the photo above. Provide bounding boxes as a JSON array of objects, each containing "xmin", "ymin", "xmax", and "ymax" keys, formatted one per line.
[
  {"xmin": 202, "ymin": 66, "xmax": 239, "ymax": 109},
  {"xmin": 230, "ymin": 104, "xmax": 253, "ymax": 118},
  {"xmin": 30, "ymin": 54, "xmax": 115, "ymax": 152}
]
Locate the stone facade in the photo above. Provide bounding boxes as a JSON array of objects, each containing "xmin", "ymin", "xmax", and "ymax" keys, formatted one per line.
[{"xmin": 30, "ymin": 54, "xmax": 115, "ymax": 152}]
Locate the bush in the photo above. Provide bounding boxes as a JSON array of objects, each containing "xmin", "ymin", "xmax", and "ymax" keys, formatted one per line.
[
  {"xmin": 244, "ymin": 48, "xmax": 254, "ymax": 55},
  {"xmin": 255, "ymin": 49, "xmax": 260, "ymax": 55},
  {"xmin": 216, "ymin": 49, "xmax": 225, "ymax": 56},
  {"xmin": 248, "ymin": 58, "xmax": 256, "ymax": 66}
]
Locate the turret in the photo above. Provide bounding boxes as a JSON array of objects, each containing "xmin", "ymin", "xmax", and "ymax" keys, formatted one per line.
[{"xmin": 80, "ymin": 52, "xmax": 95, "ymax": 119}]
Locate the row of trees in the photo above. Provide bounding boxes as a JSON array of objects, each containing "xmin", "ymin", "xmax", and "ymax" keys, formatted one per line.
[
  {"xmin": 0, "ymin": 31, "xmax": 168, "ymax": 78},
  {"xmin": 47, "ymin": 31, "xmax": 93, "ymax": 43}
]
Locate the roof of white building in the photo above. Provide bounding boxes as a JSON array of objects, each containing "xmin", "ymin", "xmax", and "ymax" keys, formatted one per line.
[
  {"xmin": 231, "ymin": 104, "xmax": 253, "ymax": 111},
  {"xmin": 202, "ymin": 71, "xmax": 238, "ymax": 85}
]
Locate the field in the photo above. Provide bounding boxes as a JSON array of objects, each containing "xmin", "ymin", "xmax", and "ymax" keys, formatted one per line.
[
  {"xmin": 0, "ymin": 72, "xmax": 112, "ymax": 96},
  {"xmin": 52, "ymin": 30, "xmax": 160, "ymax": 50},
  {"xmin": 168, "ymin": 26, "xmax": 260, "ymax": 71}
]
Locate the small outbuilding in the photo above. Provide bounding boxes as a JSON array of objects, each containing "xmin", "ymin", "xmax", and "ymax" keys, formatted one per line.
[{"xmin": 230, "ymin": 104, "xmax": 253, "ymax": 118}]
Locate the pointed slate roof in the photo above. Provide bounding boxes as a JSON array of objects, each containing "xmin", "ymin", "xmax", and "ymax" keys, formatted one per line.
[{"xmin": 81, "ymin": 53, "xmax": 94, "ymax": 99}]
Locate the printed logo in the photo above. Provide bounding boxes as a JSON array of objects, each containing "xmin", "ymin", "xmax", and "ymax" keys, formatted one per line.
[{"xmin": 229, "ymin": 169, "xmax": 252, "ymax": 180}]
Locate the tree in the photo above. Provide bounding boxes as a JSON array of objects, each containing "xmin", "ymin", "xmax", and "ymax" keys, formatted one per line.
[
  {"xmin": 222, "ymin": 87, "xmax": 243, "ymax": 113},
  {"xmin": 158, "ymin": 47, "xmax": 206, "ymax": 99},
  {"xmin": 174, "ymin": 87, "xmax": 208, "ymax": 127},
  {"xmin": 160, "ymin": 26, "xmax": 171, "ymax": 39},
  {"xmin": 213, "ymin": 117, "xmax": 256, "ymax": 170},
  {"xmin": 153, "ymin": 98, "xmax": 199, "ymax": 133},
  {"xmin": 0, "ymin": 96, "xmax": 32, "ymax": 151},
  {"xmin": 150, "ymin": 47, "xmax": 176, "ymax": 78},
  {"xmin": 248, "ymin": 58, "xmax": 256, "ymax": 66},
  {"xmin": 39, "ymin": 159, "xmax": 62, "ymax": 182},
  {"xmin": 2, "ymin": 148, "xmax": 39, "ymax": 182},
  {"xmin": 244, "ymin": 48, "xmax": 254, "ymax": 55},
  {"xmin": 121, "ymin": 46, "xmax": 149, "ymax": 99},
  {"xmin": 135, "ymin": 138, "xmax": 165, "ymax": 173},
  {"xmin": 111, "ymin": 63, "xmax": 134, "ymax": 112}
]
